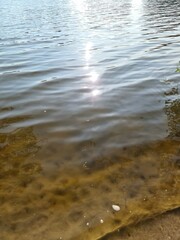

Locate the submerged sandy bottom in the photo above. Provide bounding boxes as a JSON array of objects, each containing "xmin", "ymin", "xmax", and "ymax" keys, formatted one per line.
[{"xmin": 0, "ymin": 124, "xmax": 180, "ymax": 240}]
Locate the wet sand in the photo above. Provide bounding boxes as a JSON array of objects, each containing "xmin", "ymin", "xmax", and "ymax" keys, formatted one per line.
[{"xmin": 101, "ymin": 208, "xmax": 180, "ymax": 240}]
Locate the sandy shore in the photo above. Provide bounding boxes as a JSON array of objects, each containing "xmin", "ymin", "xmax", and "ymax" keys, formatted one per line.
[{"xmin": 102, "ymin": 208, "xmax": 180, "ymax": 240}]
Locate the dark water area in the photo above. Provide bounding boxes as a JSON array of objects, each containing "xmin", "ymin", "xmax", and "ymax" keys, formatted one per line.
[{"xmin": 0, "ymin": 0, "xmax": 180, "ymax": 239}]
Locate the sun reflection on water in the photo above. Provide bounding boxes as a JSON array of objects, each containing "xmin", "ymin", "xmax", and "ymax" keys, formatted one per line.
[
  {"xmin": 131, "ymin": 0, "xmax": 143, "ymax": 20},
  {"xmin": 84, "ymin": 42, "xmax": 93, "ymax": 70},
  {"xmin": 91, "ymin": 89, "xmax": 101, "ymax": 97},
  {"xmin": 89, "ymin": 71, "xmax": 99, "ymax": 82},
  {"xmin": 85, "ymin": 42, "xmax": 92, "ymax": 62},
  {"xmin": 84, "ymin": 41, "xmax": 101, "ymax": 98},
  {"xmin": 72, "ymin": 0, "xmax": 87, "ymax": 13}
]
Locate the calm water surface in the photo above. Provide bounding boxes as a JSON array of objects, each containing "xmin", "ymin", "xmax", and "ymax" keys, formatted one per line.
[{"xmin": 0, "ymin": 0, "xmax": 180, "ymax": 239}]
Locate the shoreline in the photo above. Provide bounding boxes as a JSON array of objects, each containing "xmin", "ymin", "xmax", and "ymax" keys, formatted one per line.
[{"xmin": 101, "ymin": 208, "xmax": 180, "ymax": 240}]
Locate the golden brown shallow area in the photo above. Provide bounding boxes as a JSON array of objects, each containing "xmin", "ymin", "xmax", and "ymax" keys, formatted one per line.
[{"xmin": 0, "ymin": 120, "xmax": 180, "ymax": 240}]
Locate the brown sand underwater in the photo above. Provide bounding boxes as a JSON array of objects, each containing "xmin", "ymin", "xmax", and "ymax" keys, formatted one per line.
[{"xmin": 0, "ymin": 121, "xmax": 179, "ymax": 240}]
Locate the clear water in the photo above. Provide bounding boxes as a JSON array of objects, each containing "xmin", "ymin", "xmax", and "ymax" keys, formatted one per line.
[{"xmin": 0, "ymin": 0, "xmax": 180, "ymax": 239}]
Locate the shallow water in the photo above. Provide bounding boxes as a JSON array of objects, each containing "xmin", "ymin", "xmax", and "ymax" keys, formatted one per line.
[{"xmin": 0, "ymin": 0, "xmax": 180, "ymax": 239}]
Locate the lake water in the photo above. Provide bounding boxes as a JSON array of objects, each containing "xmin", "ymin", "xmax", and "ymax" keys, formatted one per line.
[{"xmin": 0, "ymin": 0, "xmax": 180, "ymax": 239}]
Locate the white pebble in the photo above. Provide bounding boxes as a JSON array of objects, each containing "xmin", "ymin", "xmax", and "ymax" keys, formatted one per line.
[
  {"xmin": 100, "ymin": 219, "xmax": 104, "ymax": 223},
  {"xmin": 86, "ymin": 222, "xmax": 89, "ymax": 226},
  {"xmin": 112, "ymin": 204, "xmax": 120, "ymax": 211}
]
